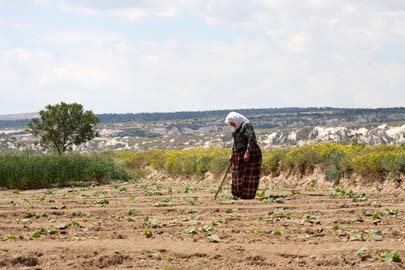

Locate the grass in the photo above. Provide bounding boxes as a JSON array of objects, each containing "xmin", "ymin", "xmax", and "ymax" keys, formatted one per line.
[{"xmin": 0, "ymin": 152, "xmax": 133, "ymax": 189}]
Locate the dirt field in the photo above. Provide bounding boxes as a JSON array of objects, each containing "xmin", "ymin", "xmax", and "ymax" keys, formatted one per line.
[{"xmin": 1, "ymin": 175, "xmax": 405, "ymax": 270}]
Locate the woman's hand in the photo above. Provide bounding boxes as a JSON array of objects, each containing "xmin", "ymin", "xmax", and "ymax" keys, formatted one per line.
[{"xmin": 243, "ymin": 152, "xmax": 250, "ymax": 162}]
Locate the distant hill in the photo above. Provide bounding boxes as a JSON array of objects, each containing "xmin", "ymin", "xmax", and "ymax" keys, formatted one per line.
[
  {"xmin": 2, "ymin": 107, "xmax": 405, "ymax": 129},
  {"xmin": 0, "ymin": 112, "xmax": 39, "ymax": 121}
]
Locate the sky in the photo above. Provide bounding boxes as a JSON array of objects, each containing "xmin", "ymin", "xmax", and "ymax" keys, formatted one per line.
[{"xmin": 0, "ymin": 0, "xmax": 404, "ymax": 114}]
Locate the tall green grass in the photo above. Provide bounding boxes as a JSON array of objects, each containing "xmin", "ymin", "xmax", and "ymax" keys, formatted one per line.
[{"xmin": 0, "ymin": 153, "xmax": 132, "ymax": 189}]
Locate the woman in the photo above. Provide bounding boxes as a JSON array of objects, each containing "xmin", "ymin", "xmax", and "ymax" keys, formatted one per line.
[{"xmin": 225, "ymin": 112, "xmax": 262, "ymax": 199}]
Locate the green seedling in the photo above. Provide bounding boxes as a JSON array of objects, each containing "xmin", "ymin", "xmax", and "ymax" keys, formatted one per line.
[
  {"xmin": 147, "ymin": 252, "xmax": 162, "ymax": 260},
  {"xmin": 263, "ymin": 198, "xmax": 284, "ymax": 204},
  {"xmin": 248, "ymin": 229, "xmax": 264, "ymax": 235},
  {"xmin": 66, "ymin": 189, "xmax": 79, "ymax": 195},
  {"xmin": 45, "ymin": 189, "xmax": 56, "ymax": 195},
  {"xmin": 383, "ymin": 209, "xmax": 399, "ymax": 216},
  {"xmin": 144, "ymin": 188, "xmax": 162, "ymax": 196},
  {"xmin": 96, "ymin": 199, "xmax": 109, "ymax": 205},
  {"xmin": 93, "ymin": 190, "xmax": 108, "ymax": 197},
  {"xmin": 58, "ymin": 223, "xmax": 69, "ymax": 230},
  {"xmin": 32, "ymin": 231, "xmax": 41, "ymax": 238},
  {"xmin": 24, "ymin": 211, "xmax": 39, "ymax": 219},
  {"xmin": 72, "ymin": 211, "xmax": 82, "ymax": 217},
  {"xmin": 116, "ymin": 186, "xmax": 127, "ymax": 193},
  {"xmin": 155, "ymin": 198, "xmax": 172, "ymax": 207},
  {"xmin": 10, "ymin": 200, "xmax": 18, "ymax": 206},
  {"xmin": 7, "ymin": 235, "xmax": 17, "ymax": 240},
  {"xmin": 129, "ymin": 196, "xmax": 137, "ymax": 203},
  {"xmin": 71, "ymin": 221, "xmax": 81, "ymax": 227},
  {"xmin": 128, "ymin": 208, "xmax": 135, "ymax": 216},
  {"xmin": 225, "ymin": 208, "xmax": 234, "ymax": 213},
  {"xmin": 208, "ymin": 235, "xmax": 220, "ymax": 243},
  {"xmin": 352, "ymin": 191, "xmax": 367, "ymax": 202},
  {"xmin": 144, "ymin": 229, "xmax": 152, "ymax": 238},
  {"xmin": 185, "ymin": 196, "xmax": 200, "ymax": 205},
  {"xmin": 369, "ymin": 230, "xmax": 383, "ymax": 240},
  {"xmin": 184, "ymin": 185, "xmax": 196, "ymax": 194},
  {"xmin": 306, "ymin": 214, "xmax": 318, "ymax": 220},
  {"xmin": 256, "ymin": 189, "xmax": 266, "ymax": 199},
  {"xmin": 350, "ymin": 234, "xmax": 367, "ymax": 241},
  {"xmin": 379, "ymin": 250, "xmax": 401, "ymax": 262},
  {"xmin": 356, "ymin": 247, "xmax": 369, "ymax": 260},
  {"xmin": 190, "ymin": 215, "xmax": 200, "ymax": 220},
  {"xmin": 291, "ymin": 190, "xmax": 301, "ymax": 196},
  {"xmin": 200, "ymin": 225, "xmax": 214, "ymax": 233},
  {"xmin": 332, "ymin": 224, "xmax": 340, "ymax": 231},
  {"xmin": 371, "ymin": 201, "xmax": 382, "ymax": 208},
  {"xmin": 127, "ymin": 217, "xmax": 135, "ymax": 222},
  {"xmin": 212, "ymin": 220, "xmax": 222, "ymax": 226},
  {"xmin": 271, "ymin": 229, "xmax": 282, "ymax": 236},
  {"xmin": 184, "ymin": 227, "xmax": 198, "ymax": 234},
  {"xmin": 144, "ymin": 217, "xmax": 160, "ymax": 228}
]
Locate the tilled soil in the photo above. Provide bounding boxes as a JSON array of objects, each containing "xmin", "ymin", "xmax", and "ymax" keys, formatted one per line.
[{"xmin": 0, "ymin": 178, "xmax": 404, "ymax": 270}]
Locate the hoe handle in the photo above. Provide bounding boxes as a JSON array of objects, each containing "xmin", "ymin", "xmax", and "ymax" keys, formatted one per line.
[{"xmin": 214, "ymin": 163, "xmax": 231, "ymax": 200}]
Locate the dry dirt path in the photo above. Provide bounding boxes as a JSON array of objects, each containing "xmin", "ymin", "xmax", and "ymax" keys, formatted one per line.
[{"xmin": 1, "ymin": 178, "xmax": 404, "ymax": 270}]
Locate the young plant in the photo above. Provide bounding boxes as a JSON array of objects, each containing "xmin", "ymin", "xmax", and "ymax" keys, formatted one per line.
[
  {"xmin": 208, "ymin": 235, "xmax": 220, "ymax": 243},
  {"xmin": 356, "ymin": 247, "xmax": 369, "ymax": 260},
  {"xmin": 379, "ymin": 250, "xmax": 401, "ymax": 262}
]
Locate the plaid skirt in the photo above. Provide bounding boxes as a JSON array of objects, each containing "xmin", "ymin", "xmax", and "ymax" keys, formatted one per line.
[{"xmin": 231, "ymin": 147, "xmax": 262, "ymax": 199}]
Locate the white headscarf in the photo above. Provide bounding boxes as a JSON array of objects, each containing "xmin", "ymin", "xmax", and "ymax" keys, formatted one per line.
[{"xmin": 225, "ymin": 112, "xmax": 249, "ymax": 130}]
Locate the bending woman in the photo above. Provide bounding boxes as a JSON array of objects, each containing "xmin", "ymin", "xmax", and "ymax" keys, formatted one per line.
[{"xmin": 225, "ymin": 112, "xmax": 262, "ymax": 199}]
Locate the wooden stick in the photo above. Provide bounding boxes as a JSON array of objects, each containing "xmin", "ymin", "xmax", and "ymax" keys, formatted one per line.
[{"xmin": 214, "ymin": 163, "xmax": 231, "ymax": 200}]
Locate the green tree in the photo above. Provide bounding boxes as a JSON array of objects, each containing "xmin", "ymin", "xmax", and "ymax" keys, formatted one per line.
[{"xmin": 27, "ymin": 102, "xmax": 99, "ymax": 154}]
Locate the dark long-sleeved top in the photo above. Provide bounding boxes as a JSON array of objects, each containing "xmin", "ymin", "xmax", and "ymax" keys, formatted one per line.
[{"xmin": 232, "ymin": 121, "xmax": 259, "ymax": 153}]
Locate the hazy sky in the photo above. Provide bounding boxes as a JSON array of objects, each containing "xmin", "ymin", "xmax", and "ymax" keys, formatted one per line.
[{"xmin": 0, "ymin": 0, "xmax": 404, "ymax": 114}]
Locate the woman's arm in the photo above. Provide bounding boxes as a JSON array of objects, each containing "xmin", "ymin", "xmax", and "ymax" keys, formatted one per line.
[
  {"xmin": 245, "ymin": 123, "xmax": 257, "ymax": 153},
  {"xmin": 244, "ymin": 122, "xmax": 257, "ymax": 161}
]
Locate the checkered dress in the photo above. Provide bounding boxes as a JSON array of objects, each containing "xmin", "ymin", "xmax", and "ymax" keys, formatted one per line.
[{"xmin": 231, "ymin": 122, "xmax": 262, "ymax": 199}]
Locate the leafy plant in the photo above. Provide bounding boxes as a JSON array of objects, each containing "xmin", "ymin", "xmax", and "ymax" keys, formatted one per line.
[
  {"xmin": 369, "ymin": 230, "xmax": 383, "ymax": 240},
  {"xmin": 128, "ymin": 208, "xmax": 135, "ymax": 216},
  {"xmin": 383, "ymin": 209, "xmax": 399, "ymax": 216},
  {"xmin": 144, "ymin": 229, "xmax": 153, "ymax": 238},
  {"xmin": 356, "ymin": 247, "xmax": 369, "ymax": 260},
  {"xmin": 379, "ymin": 250, "xmax": 401, "ymax": 262},
  {"xmin": 208, "ymin": 235, "xmax": 220, "ymax": 243},
  {"xmin": 184, "ymin": 227, "xmax": 198, "ymax": 234},
  {"xmin": 7, "ymin": 235, "xmax": 17, "ymax": 240},
  {"xmin": 147, "ymin": 252, "xmax": 162, "ymax": 260},
  {"xmin": 350, "ymin": 234, "xmax": 367, "ymax": 241},
  {"xmin": 72, "ymin": 210, "xmax": 82, "ymax": 217},
  {"xmin": 96, "ymin": 199, "xmax": 109, "ymax": 205},
  {"xmin": 200, "ymin": 225, "xmax": 214, "ymax": 233},
  {"xmin": 144, "ymin": 217, "xmax": 160, "ymax": 228}
]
